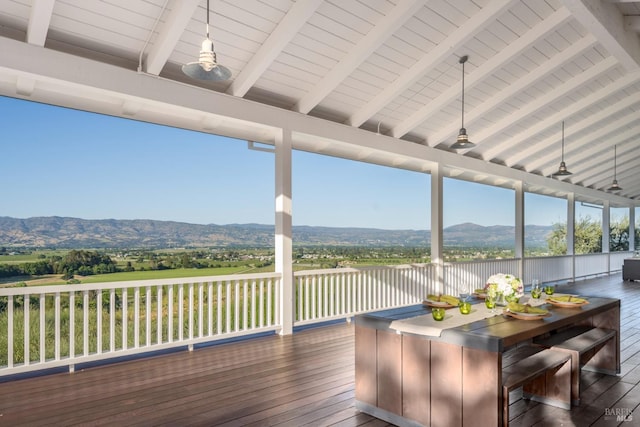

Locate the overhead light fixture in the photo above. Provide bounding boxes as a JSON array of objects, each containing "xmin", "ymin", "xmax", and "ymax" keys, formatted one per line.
[
  {"xmin": 182, "ymin": 0, "xmax": 231, "ymax": 81},
  {"xmin": 607, "ymin": 145, "xmax": 623, "ymax": 192},
  {"xmin": 551, "ymin": 121, "xmax": 572, "ymax": 177},
  {"xmin": 451, "ymin": 55, "xmax": 475, "ymax": 150}
]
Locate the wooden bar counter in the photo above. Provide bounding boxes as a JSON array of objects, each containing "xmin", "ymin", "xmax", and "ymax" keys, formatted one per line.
[{"xmin": 354, "ymin": 297, "xmax": 620, "ymax": 427}]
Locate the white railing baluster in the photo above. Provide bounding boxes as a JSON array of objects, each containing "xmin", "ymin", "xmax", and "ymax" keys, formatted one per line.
[
  {"xmin": 178, "ymin": 285, "xmax": 184, "ymax": 341},
  {"xmin": 234, "ymin": 280, "xmax": 240, "ymax": 332},
  {"xmin": 55, "ymin": 292, "xmax": 61, "ymax": 361},
  {"xmin": 146, "ymin": 286, "xmax": 152, "ymax": 347},
  {"xmin": 109, "ymin": 289, "xmax": 115, "ymax": 352},
  {"xmin": 225, "ymin": 281, "xmax": 231, "ymax": 333},
  {"xmin": 157, "ymin": 286, "xmax": 163, "ymax": 344},
  {"xmin": 168, "ymin": 285, "xmax": 173, "ymax": 343},
  {"xmin": 122, "ymin": 289, "xmax": 127, "ymax": 350},
  {"xmin": 207, "ymin": 282, "xmax": 213, "ymax": 336},
  {"xmin": 134, "ymin": 287, "xmax": 140, "ymax": 349},
  {"xmin": 250, "ymin": 279, "xmax": 256, "ymax": 330},
  {"xmin": 242, "ymin": 280, "xmax": 248, "ymax": 331},
  {"xmin": 259, "ymin": 279, "xmax": 265, "ymax": 328},
  {"xmin": 198, "ymin": 283, "xmax": 204, "ymax": 339},
  {"xmin": 267, "ymin": 278, "xmax": 273, "ymax": 326},
  {"xmin": 96, "ymin": 290, "xmax": 102, "ymax": 354},
  {"xmin": 39, "ymin": 294, "xmax": 45, "ymax": 363},
  {"xmin": 8, "ymin": 295, "xmax": 14, "ymax": 368},
  {"xmin": 24, "ymin": 294, "xmax": 29, "ymax": 366},
  {"xmin": 69, "ymin": 292, "xmax": 75, "ymax": 359},
  {"xmin": 216, "ymin": 282, "xmax": 222, "ymax": 334},
  {"xmin": 188, "ymin": 283, "xmax": 194, "ymax": 341},
  {"xmin": 83, "ymin": 290, "xmax": 89, "ymax": 357}
]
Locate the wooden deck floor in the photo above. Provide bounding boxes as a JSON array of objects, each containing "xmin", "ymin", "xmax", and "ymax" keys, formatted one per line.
[{"xmin": 0, "ymin": 274, "xmax": 639, "ymax": 426}]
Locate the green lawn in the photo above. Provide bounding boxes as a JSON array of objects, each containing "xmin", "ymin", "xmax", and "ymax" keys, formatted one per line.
[{"xmin": 78, "ymin": 266, "xmax": 254, "ymax": 283}]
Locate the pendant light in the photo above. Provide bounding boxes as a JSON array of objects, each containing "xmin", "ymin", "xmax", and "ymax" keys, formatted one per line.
[
  {"xmin": 182, "ymin": 0, "xmax": 231, "ymax": 81},
  {"xmin": 607, "ymin": 145, "xmax": 623, "ymax": 192},
  {"xmin": 451, "ymin": 55, "xmax": 475, "ymax": 150},
  {"xmin": 551, "ymin": 121, "xmax": 572, "ymax": 177}
]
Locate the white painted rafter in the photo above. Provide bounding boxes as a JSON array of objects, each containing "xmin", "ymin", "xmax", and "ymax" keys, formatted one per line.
[
  {"xmin": 503, "ymin": 84, "xmax": 640, "ymax": 168},
  {"xmin": 226, "ymin": 0, "xmax": 323, "ymax": 97},
  {"xmin": 144, "ymin": 0, "xmax": 200, "ymax": 76},
  {"xmin": 537, "ymin": 111, "xmax": 640, "ymax": 176},
  {"xmin": 26, "ymin": 0, "xmax": 55, "ymax": 47},
  {"xmin": 462, "ymin": 56, "xmax": 619, "ymax": 152},
  {"xmin": 348, "ymin": 0, "xmax": 517, "ymax": 129},
  {"xmin": 293, "ymin": 0, "xmax": 425, "ymax": 114},
  {"xmin": 397, "ymin": 7, "xmax": 574, "ymax": 145}
]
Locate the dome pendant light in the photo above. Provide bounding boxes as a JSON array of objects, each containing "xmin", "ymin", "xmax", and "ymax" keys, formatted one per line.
[
  {"xmin": 451, "ymin": 55, "xmax": 475, "ymax": 150},
  {"xmin": 551, "ymin": 121, "xmax": 572, "ymax": 177},
  {"xmin": 607, "ymin": 145, "xmax": 623, "ymax": 192},
  {"xmin": 182, "ymin": 0, "xmax": 231, "ymax": 81}
]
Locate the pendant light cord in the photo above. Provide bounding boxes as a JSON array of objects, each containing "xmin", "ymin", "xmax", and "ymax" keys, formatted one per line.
[
  {"xmin": 460, "ymin": 56, "xmax": 467, "ymax": 130},
  {"xmin": 206, "ymin": 0, "xmax": 210, "ymax": 39},
  {"xmin": 561, "ymin": 121, "xmax": 565, "ymax": 161}
]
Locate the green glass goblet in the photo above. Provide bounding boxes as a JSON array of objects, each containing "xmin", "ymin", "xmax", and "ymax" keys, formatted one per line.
[{"xmin": 432, "ymin": 307, "xmax": 446, "ymax": 321}]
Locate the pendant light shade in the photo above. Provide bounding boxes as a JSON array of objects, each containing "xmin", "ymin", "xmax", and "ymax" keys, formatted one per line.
[
  {"xmin": 451, "ymin": 55, "xmax": 475, "ymax": 150},
  {"xmin": 607, "ymin": 145, "xmax": 623, "ymax": 192},
  {"xmin": 182, "ymin": 0, "xmax": 231, "ymax": 81},
  {"xmin": 551, "ymin": 121, "xmax": 572, "ymax": 177}
]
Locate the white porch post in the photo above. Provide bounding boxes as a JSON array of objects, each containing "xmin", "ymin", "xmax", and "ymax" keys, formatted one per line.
[
  {"xmin": 275, "ymin": 128, "xmax": 293, "ymax": 335},
  {"xmin": 515, "ymin": 181, "xmax": 524, "ymax": 282},
  {"xmin": 630, "ymin": 207, "xmax": 636, "ymax": 252},
  {"xmin": 431, "ymin": 164, "xmax": 444, "ymax": 293},
  {"xmin": 603, "ymin": 200, "xmax": 610, "ymax": 273},
  {"xmin": 567, "ymin": 192, "xmax": 575, "ymax": 281}
]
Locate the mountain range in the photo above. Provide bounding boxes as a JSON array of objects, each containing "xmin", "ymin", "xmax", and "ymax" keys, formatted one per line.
[{"xmin": 0, "ymin": 216, "xmax": 553, "ymax": 249}]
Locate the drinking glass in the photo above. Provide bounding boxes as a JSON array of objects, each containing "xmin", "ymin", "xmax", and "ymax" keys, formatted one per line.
[
  {"xmin": 544, "ymin": 285, "xmax": 555, "ymax": 295},
  {"xmin": 459, "ymin": 286, "xmax": 470, "ymax": 303},
  {"xmin": 531, "ymin": 279, "xmax": 542, "ymax": 299},
  {"xmin": 432, "ymin": 307, "xmax": 446, "ymax": 321},
  {"xmin": 459, "ymin": 301, "xmax": 472, "ymax": 315},
  {"xmin": 485, "ymin": 294, "xmax": 496, "ymax": 313}
]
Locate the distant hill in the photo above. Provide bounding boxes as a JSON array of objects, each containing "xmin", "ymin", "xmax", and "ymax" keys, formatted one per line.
[{"xmin": 0, "ymin": 216, "xmax": 552, "ymax": 249}]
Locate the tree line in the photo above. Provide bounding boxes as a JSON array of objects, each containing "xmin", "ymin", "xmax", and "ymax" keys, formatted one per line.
[{"xmin": 0, "ymin": 250, "xmax": 116, "ymax": 279}]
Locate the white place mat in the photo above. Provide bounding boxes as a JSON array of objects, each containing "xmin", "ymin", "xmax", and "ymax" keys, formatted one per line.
[{"xmin": 389, "ymin": 303, "xmax": 499, "ymax": 337}]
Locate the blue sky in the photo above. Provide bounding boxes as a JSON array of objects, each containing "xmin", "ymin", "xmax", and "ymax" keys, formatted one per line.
[{"xmin": 2, "ymin": 96, "xmax": 568, "ymax": 229}]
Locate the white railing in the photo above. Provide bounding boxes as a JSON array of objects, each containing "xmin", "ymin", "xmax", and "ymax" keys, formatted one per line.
[
  {"xmin": 610, "ymin": 251, "xmax": 632, "ymax": 272},
  {"xmin": 0, "ymin": 273, "xmax": 281, "ymax": 377},
  {"xmin": 2, "ymin": 252, "xmax": 629, "ymax": 376},
  {"xmin": 443, "ymin": 258, "xmax": 521, "ymax": 294},
  {"xmin": 574, "ymin": 253, "xmax": 609, "ymax": 278},
  {"xmin": 293, "ymin": 264, "xmax": 435, "ymax": 326},
  {"xmin": 524, "ymin": 255, "xmax": 573, "ymax": 284}
]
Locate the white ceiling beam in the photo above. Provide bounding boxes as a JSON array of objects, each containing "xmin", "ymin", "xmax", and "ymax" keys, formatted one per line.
[
  {"xmin": 293, "ymin": 0, "xmax": 425, "ymax": 114},
  {"xmin": 226, "ymin": 0, "xmax": 323, "ymax": 97},
  {"xmin": 144, "ymin": 0, "xmax": 200, "ymax": 75},
  {"xmin": 26, "ymin": 0, "xmax": 55, "ymax": 47},
  {"xmin": 487, "ymin": 69, "xmax": 640, "ymax": 165},
  {"xmin": 561, "ymin": 0, "xmax": 640, "ymax": 71},
  {"xmin": 0, "ymin": 35, "xmax": 635, "ymax": 206},
  {"xmin": 394, "ymin": 6, "xmax": 573, "ymax": 144},
  {"xmin": 348, "ymin": 0, "xmax": 517, "ymax": 129},
  {"xmin": 463, "ymin": 56, "xmax": 618, "ymax": 152}
]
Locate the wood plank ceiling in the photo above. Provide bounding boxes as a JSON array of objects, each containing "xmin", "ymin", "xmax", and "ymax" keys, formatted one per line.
[{"xmin": 1, "ymin": 0, "xmax": 639, "ymax": 203}]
